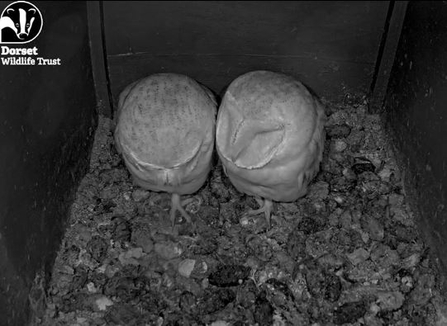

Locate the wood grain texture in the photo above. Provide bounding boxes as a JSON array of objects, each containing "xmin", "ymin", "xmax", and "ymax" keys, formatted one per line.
[{"xmin": 103, "ymin": 1, "xmax": 390, "ymax": 111}]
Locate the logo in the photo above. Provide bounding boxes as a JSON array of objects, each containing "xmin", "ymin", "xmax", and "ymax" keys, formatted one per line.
[
  {"xmin": 0, "ymin": 1, "xmax": 61, "ymax": 66},
  {"xmin": 0, "ymin": 1, "xmax": 43, "ymax": 44}
]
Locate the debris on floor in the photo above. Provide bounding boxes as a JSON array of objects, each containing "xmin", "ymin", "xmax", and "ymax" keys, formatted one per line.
[{"xmin": 35, "ymin": 98, "xmax": 447, "ymax": 325}]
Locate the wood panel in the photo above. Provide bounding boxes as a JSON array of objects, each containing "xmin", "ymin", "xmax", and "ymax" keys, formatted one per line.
[
  {"xmin": 0, "ymin": 2, "xmax": 97, "ymax": 324},
  {"xmin": 384, "ymin": 1, "xmax": 447, "ymax": 289},
  {"xmin": 108, "ymin": 53, "xmax": 374, "ymax": 100},
  {"xmin": 87, "ymin": 1, "xmax": 112, "ymax": 117},
  {"xmin": 103, "ymin": 1, "xmax": 390, "ymax": 110},
  {"xmin": 370, "ymin": 1, "xmax": 408, "ymax": 113}
]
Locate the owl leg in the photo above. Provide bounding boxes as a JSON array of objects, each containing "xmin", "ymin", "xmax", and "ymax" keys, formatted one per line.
[
  {"xmin": 245, "ymin": 198, "xmax": 273, "ymax": 227},
  {"xmin": 170, "ymin": 193, "xmax": 192, "ymax": 227}
]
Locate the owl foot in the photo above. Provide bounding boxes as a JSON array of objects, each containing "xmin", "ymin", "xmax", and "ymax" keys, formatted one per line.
[
  {"xmin": 244, "ymin": 198, "xmax": 273, "ymax": 228},
  {"xmin": 170, "ymin": 193, "xmax": 193, "ymax": 228}
]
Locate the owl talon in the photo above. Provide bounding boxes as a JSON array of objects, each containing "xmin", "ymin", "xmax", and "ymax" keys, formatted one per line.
[
  {"xmin": 180, "ymin": 197, "xmax": 194, "ymax": 207},
  {"xmin": 243, "ymin": 199, "xmax": 273, "ymax": 227},
  {"xmin": 170, "ymin": 193, "xmax": 193, "ymax": 227}
]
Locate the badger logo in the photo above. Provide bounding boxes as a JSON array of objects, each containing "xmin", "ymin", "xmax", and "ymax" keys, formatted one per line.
[{"xmin": 0, "ymin": 1, "xmax": 43, "ymax": 44}]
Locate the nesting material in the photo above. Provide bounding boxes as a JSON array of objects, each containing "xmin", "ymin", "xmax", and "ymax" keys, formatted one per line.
[{"xmin": 35, "ymin": 98, "xmax": 447, "ymax": 326}]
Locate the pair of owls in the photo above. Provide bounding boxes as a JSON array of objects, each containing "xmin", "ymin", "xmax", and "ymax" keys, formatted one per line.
[{"xmin": 114, "ymin": 71, "xmax": 326, "ymax": 227}]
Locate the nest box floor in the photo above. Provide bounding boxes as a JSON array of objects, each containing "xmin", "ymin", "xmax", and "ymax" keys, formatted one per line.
[{"xmin": 34, "ymin": 98, "xmax": 447, "ymax": 326}]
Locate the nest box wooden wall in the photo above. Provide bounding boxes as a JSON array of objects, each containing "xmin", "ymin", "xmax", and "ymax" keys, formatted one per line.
[
  {"xmin": 0, "ymin": 2, "xmax": 97, "ymax": 325},
  {"xmin": 96, "ymin": 1, "xmax": 394, "ymax": 115}
]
